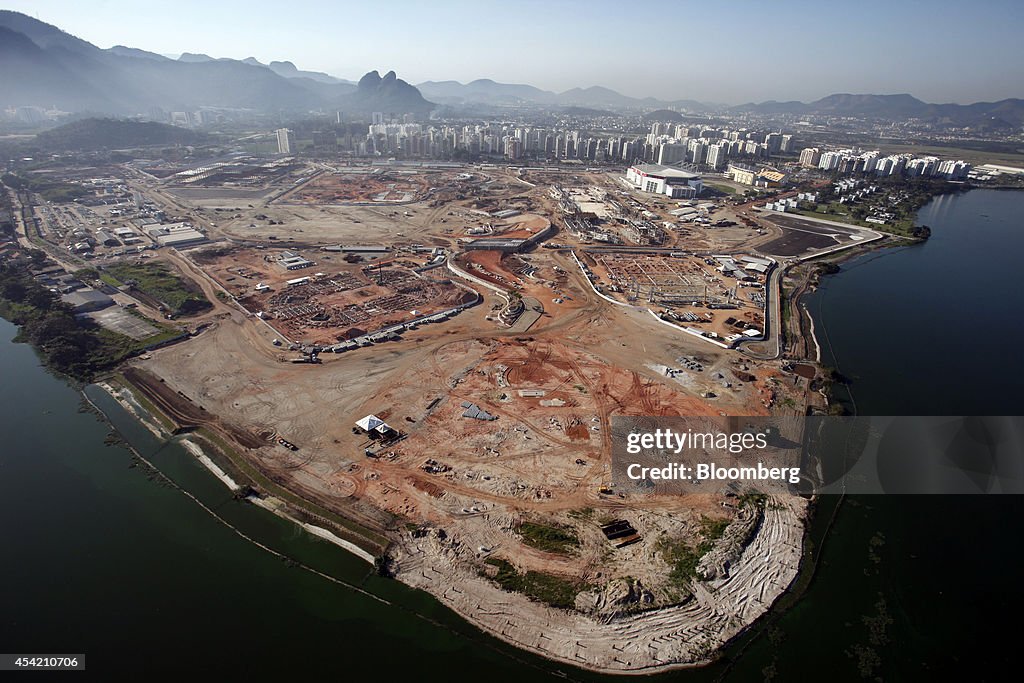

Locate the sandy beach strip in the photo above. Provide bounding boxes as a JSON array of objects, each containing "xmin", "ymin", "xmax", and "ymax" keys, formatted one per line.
[
  {"xmin": 247, "ymin": 495, "xmax": 376, "ymax": 565},
  {"xmin": 96, "ymin": 380, "xmax": 167, "ymax": 438},
  {"xmin": 178, "ymin": 437, "xmax": 241, "ymax": 491}
]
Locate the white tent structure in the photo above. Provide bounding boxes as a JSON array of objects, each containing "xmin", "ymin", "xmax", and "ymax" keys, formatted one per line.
[{"xmin": 355, "ymin": 414, "xmax": 393, "ymax": 434}]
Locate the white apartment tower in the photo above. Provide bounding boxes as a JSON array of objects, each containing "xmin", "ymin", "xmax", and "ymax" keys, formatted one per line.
[
  {"xmin": 706, "ymin": 143, "xmax": 726, "ymax": 170},
  {"xmin": 275, "ymin": 128, "xmax": 294, "ymax": 154}
]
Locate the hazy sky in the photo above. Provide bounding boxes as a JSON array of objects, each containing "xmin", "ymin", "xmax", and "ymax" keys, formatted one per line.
[{"xmin": 5, "ymin": 0, "xmax": 1023, "ymax": 104}]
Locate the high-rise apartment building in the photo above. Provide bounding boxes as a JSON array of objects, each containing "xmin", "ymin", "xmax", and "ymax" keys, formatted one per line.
[
  {"xmin": 799, "ymin": 147, "xmax": 821, "ymax": 167},
  {"xmin": 275, "ymin": 128, "xmax": 294, "ymax": 154}
]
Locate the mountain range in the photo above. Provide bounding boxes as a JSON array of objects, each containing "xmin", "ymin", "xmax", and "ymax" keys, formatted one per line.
[
  {"xmin": 415, "ymin": 78, "xmax": 707, "ymax": 111},
  {"xmin": 730, "ymin": 93, "xmax": 1024, "ymax": 129},
  {"xmin": 0, "ymin": 11, "xmax": 431, "ymax": 115},
  {"xmin": 1, "ymin": 10, "xmax": 1021, "ymax": 128}
]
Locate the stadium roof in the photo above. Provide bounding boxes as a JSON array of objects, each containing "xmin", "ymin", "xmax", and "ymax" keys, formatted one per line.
[{"xmin": 631, "ymin": 164, "xmax": 700, "ymax": 180}]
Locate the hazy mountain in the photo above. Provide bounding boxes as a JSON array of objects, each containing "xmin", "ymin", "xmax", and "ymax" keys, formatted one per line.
[
  {"xmin": 177, "ymin": 52, "xmax": 215, "ymax": 63},
  {"xmin": 557, "ymin": 85, "xmax": 650, "ymax": 108},
  {"xmin": 179, "ymin": 55, "xmax": 352, "ymax": 85},
  {"xmin": 233, "ymin": 57, "xmax": 357, "ymax": 100},
  {"xmin": 730, "ymin": 100, "xmax": 810, "ymax": 115},
  {"xmin": 0, "ymin": 12, "xmax": 397, "ymax": 115},
  {"xmin": 343, "ymin": 70, "xmax": 434, "ymax": 114},
  {"xmin": 259, "ymin": 59, "xmax": 353, "ymax": 85},
  {"xmin": 12, "ymin": 9, "xmax": 1013, "ymax": 127},
  {"xmin": 417, "ymin": 78, "xmax": 707, "ymax": 112},
  {"xmin": 0, "ymin": 25, "xmax": 133, "ymax": 112},
  {"xmin": 105, "ymin": 45, "xmax": 169, "ymax": 61},
  {"xmin": 0, "ymin": 9, "xmax": 100, "ymax": 55},
  {"xmin": 0, "ymin": 14, "xmax": 320, "ymax": 112},
  {"xmin": 733, "ymin": 93, "xmax": 1024, "ymax": 127},
  {"xmin": 809, "ymin": 93, "xmax": 929, "ymax": 117},
  {"xmin": 642, "ymin": 109, "xmax": 686, "ymax": 123},
  {"xmin": 418, "ymin": 79, "xmax": 557, "ymax": 105}
]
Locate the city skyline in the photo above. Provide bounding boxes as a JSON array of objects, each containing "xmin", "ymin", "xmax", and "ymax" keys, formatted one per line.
[{"xmin": 3, "ymin": 0, "xmax": 1023, "ymax": 105}]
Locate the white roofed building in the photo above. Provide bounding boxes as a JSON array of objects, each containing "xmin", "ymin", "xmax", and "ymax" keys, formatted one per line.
[{"xmin": 625, "ymin": 164, "xmax": 703, "ymax": 199}]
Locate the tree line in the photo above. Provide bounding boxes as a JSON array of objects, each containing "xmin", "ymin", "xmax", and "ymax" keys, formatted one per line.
[{"xmin": 0, "ymin": 258, "xmax": 138, "ymax": 381}]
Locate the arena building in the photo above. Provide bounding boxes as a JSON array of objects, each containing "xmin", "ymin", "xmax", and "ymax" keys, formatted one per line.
[{"xmin": 625, "ymin": 164, "xmax": 703, "ymax": 199}]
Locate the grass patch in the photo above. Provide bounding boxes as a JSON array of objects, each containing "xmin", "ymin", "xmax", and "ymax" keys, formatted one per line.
[
  {"xmin": 658, "ymin": 515, "xmax": 731, "ymax": 587},
  {"xmin": 102, "ymin": 262, "xmax": 211, "ymax": 316},
  {"xmin": 518, "ymin": 520, "xmax": 580, "ymax": 554},
  {"xmin": 2, "ymin": 172, "xmax": 88, "ymax": 203},
  {"xmin": 794, "ymin": 207, "xmax": 921, "ymax": 237},
  {"xmin": 92, "ymin": 324, "xmax": 179, "ymax": 356},
  {"xmin": 484, "ymin": 558, "xmax": 589, "ymax": 609},
  {"xmin": 739, "ymin": 492, "xmax": 769, "ymax": 510},
  {"xmin": 704, "ymin": 182, "xmax": 737, "ymax": 195},
  {"xmin": 657, "ymin": 538, "xmax": 704, "ymax": 586},
  {"xmin": 699, "ymin": 515, "xmax": 730, "ymax": 543},
  {"xmin": 98, "ymin": 272, "xmax": 122, "ymax": 288}
]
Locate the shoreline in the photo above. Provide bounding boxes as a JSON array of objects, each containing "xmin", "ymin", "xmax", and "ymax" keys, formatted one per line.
[
  {"xmin": 391, "ymin": 495, "xmax": 807, "ymax": 675},
  {"xmin": 796, "ymin": 234, "xmax": 906, "ymax": 409},
  {"xmin": 92, "ymin": 366, "xmax": 811, "ymax": 674},
  {"xmin": 91, "ymin": 380, "xmax": 376, "ymax": 565},
  {"xmin": 97, "ymin": 380, "xmax": 168, "ymax": 439},
  {"xmin": 247, "ymin": 495, "xmax": 375, "ymax": 565},
  {"xmin": 792, "ymin": 187, "xmax": 1023, "ymax": 407},
  {"xmin": 177, "ymin": 436, "xmax": 242, "ymax": 492}
]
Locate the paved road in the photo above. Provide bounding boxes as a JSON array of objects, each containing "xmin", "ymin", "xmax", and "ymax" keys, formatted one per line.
[
  {"xmin": 736, "ymin": 264, "xmax": 783, "ymax": 360},
  {"xmin": 738, "ymin": 218, "xmax": 887, "ymax": 361},
  {"xmin": 507, "ymin": 295, "xmax": 543, "ymax": 333}
]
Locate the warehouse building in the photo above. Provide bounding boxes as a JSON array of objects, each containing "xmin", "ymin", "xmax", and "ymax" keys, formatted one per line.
[
  {"xmin": 146, "ymin": 222, "xmax": 207, "ymax": 248},
  {"xmin": 62, "ymin": 288, "xmax": 114, "ymax": 313},
  {"xmin": 95, "ymin": 229, "xmax": 120, "ymax": 247},
  {"xmin": 727, "ymin": 164, "xmax": 787, "ymax": 188},
  {"xmin": 277, "ymin": 253, "xmax": 314, "ymax": 270}
]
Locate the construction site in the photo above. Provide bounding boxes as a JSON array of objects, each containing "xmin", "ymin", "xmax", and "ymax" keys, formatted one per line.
[
  {"xmin": 193, "ymin": 245, "xmax": 474, "ymax": 346},
  {"xmin": 160, "ymin": 156, "xmax": 305, "ymax": 191},
  {"xmin": 278, "ymin": 168, "xmax": 432, "ymax": 205},
  {"xmin": 580, "ymin": 251, "xmax": 769, "ymax": 343},
  {"xmin": 755, "ymin": 212, "xmax": 865, "ymax": 256},
  {"xmin": 126, "ymin": 288, "xmax": 803, "ymax": 673},
  {"xmin": 78, "ymin": 160, "xmax": 841, "ymax": 674}
]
